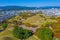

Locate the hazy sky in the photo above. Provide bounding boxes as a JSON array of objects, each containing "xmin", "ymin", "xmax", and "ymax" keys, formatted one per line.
[{"xmin": 0, "ymin": 0, "xmax": 60, "ymax": 7}]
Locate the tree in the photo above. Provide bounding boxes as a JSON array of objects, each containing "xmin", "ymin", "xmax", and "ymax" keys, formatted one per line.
[
  {"xmin": 2, "ymin": 23, "xmax": 8, "ymax": 30},
  {"xmin": 12, "ymin": 26, "xmax": 33, "ymax": 40},
  {"xmin": 23, "ymin": 29, "xmax": 33, "ymax": 39},
  {"xmin": 35, "ymin": 28, "xmax": 54, "ymax": 40}
]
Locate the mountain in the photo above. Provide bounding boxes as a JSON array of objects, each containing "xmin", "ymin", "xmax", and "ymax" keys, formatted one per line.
[
  {"xmin": 0, "ymin": 6, "xmax": 60, "ymax": 11},
  {"xmin": 0, "ymin": 6, "xmax": 37, "ymax": 11},
  {"xmin": 38, "ymin": 6, "xmax": 60, "ymax": 9}
]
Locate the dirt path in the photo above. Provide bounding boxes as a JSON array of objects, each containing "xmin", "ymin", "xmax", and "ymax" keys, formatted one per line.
[{"xmin": 19, "ymin": 25, "xmax": 41, "ymax": 32}]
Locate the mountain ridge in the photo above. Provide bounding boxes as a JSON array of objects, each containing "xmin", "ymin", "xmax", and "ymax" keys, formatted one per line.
[{"xmin": 0, "ymin": 6, "xmax": 60, "ymax": 11}]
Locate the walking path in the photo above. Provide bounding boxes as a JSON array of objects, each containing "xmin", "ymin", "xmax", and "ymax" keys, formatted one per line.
[{"xmin": 19, "ymin": 25, "xmax": 41, "ymax": 32}]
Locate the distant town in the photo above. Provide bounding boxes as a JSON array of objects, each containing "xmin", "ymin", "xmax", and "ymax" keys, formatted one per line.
[{"xmin": 0, "ymin": 6, "xmax": 60, "ymax": 22}]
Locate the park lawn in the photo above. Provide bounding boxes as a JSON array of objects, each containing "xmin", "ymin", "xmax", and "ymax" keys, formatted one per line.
[
  {"xmin": 0, "ymin": 27, "xmax": 19, "ymax": 40},
  {"xmin": 23, "ymin": 15, "xmax": 45, "ymax": 27},
  {"xmin": 27, "ymin": 35, "xmax": 40, "ymax": 40}
]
